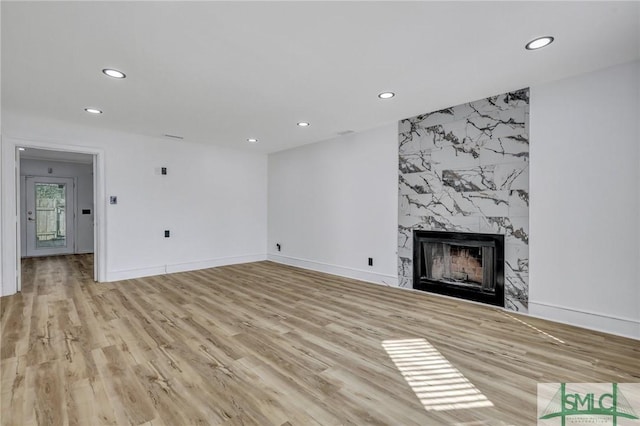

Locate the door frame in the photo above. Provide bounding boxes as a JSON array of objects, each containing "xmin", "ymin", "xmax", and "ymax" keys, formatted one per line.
[
  {"xmin": 24, "ymin": 176, "xmax": 77, "ymax": 257},
  {"xmin": 1, "ymin": 137, "xmax": 106, "ymax": 294}
]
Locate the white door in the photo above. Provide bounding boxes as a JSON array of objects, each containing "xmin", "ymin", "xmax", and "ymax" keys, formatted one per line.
[{"xmin": 25, "ymin": 176, "xmax": 75, "ymax": 257}]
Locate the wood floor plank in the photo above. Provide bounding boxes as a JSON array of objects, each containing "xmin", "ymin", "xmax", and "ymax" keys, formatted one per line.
[
  {"xmin": 2, "ymin": 255, "xmax": 639, "ymax": 425},
  {"xmin": 32, "ymin": 360, "xmax": 67, "ymax": 426},
  {"xmin": 93, "ymin": 345, "xmax": 156, "ymax": 425},
  {"xmin": 132, "ymin": 360, "xmax": 213, "ymax": 426},
  {"xmin": 1, "ymin": 356, "xmax": 27, "ymax": 426}
]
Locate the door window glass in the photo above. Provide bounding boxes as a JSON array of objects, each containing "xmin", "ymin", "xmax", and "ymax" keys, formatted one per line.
[{"xmin": 35, "ymin": 183, "xmax": 67, "ymax": 248}]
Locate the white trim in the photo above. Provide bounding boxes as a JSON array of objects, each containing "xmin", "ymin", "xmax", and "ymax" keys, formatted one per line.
[
  {"xmin": 0, "ymin": 135, "xmax": 2, "ymax": 293},
  {"xmin": 20, "ymin": 156, "xmax": 93, "ymax": 165},
  {"xmin": 91, "ymin": 151, "xmax": 106, "ymax": 283},
  {"xmin": 106, "ymin": 254, "xmax": 267, "ymax": 282},
  {"xmin": 264, "ymin": 256, "xmax": 638, "ymax": 340},
  {"xmin": 15, "ymin": 150, "xmax": 22, "ymax": 292},
  {"xmin": 106, "ymin": 265, "xmax": 167, "ymax": 282},
  {"xmin": 1, "ymin": 137, "xmax": 106, "ymax": 296},
  {"xmin": 1, "ymin": 142, "xmax": 21, "ymax": 295},
  {"xmin": 267, "ymin": 253, "xmax": 399, "ymax": 286},
  {"xmin": 73, "ymin": 176, "xmax": 78, "ymax": 253},
  {"xmin": 528, "ymin": 301, "xmax": 640, "ymax": 340},
  {"xmin": 75, "ymin": 250, "xmax": 94, "ymax": 255},
  {"xmin": 166, "ymin": 254, "xmax": 266, "ymax": 274}
]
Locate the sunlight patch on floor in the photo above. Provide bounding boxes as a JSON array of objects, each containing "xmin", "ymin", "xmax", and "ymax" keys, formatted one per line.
[{"xmin": 382, "ymin": 338, "xmax": 494, "ymax": 412}]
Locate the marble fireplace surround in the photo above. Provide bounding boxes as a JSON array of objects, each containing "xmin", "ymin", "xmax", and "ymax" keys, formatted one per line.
[{"xmin": 397, "ymin": 88, "xmax": 529, "ymax": 312}]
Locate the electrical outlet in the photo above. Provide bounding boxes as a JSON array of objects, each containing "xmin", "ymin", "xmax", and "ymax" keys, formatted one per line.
[
  {"xmin": 109, "ymin": 196, "xmax": 117, "ymax": 205},
  {"xmin": 368, "ymin": 257, "xmax": 373, "ymax": 266},
  {"xmin": 164, "ymin": 230, "xmax": 170, "ymax": 238},
  {"xmin": 161, "ymin": 167, "xmax": 167, "ymax": 175}
]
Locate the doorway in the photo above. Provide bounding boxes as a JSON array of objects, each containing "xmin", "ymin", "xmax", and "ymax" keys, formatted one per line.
[
  {"xmin": 24, "ymin": 176, "xmax": 76, "ymax": 257},
  {"xmin": 17, "ymin": 147, "xmax": 98, "ymax": 289}
]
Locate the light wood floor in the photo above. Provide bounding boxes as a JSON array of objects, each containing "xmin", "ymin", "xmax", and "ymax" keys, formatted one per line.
[{"xmin": 1, "ymin": 255, "xmax": 638, "ymax": 425}]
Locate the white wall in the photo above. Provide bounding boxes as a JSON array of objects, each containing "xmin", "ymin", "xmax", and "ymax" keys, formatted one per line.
[
  {"xmin": 268, "ymin": 124, "xmax": 399, "ymax": 285},
  {"xmin": 530, "ymin": 60, "xmax": 640, "ymax": 339},
  {"xmin": 1, "ymin": 111, "xmax": 267, "ymax": 296},
  {"xmin": 267, "ymin": 62, "xmax": 640, "ymax": 339},
  {"xmin": 20, "ymin": 159, "xmax": 95, "ymax": 255},
  {"xmin": 3, "ymin": 64, "xmax": 638, "ymax": 339}
]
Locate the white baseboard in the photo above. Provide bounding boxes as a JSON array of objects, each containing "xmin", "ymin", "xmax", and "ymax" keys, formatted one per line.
[
  {"xmin": 267, "ymin": 253, "xmax": 398, "ymax": 286},
  {"xmin": 165, "ymin": 254, "xmax": 266, "ymax": 274},
  {"xmin": 106, "ymin": 265, "xmax": 167, "ymax": 282},
  {"xmin": 106, "ymin": 254, "xmax": 267, "ymax": 282},
  {"xmin": 105, "ymin": 255, "xmax": 638, "ymax": 340},
  {"xmin": 528, "ymin": 301, "xmax": 640, "ymax": 340}
]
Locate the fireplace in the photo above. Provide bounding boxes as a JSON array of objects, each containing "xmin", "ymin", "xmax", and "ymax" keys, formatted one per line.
[{"xmin": 413, "ymin": 230, "xmax": 504, "ymax": 307}]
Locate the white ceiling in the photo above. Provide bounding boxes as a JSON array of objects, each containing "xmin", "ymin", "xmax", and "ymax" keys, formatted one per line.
[
  {"xmin": 2, "ymin": 1, "xmax": 639, "ymax": 154},
  {"xmin": 20, "ymin": 148, "xmax": 93, "ymax": 165}
]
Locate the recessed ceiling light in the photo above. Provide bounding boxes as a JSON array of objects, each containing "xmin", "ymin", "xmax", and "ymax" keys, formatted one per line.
[
  {"xmin": 525, "ymin": 36, "xmax": 554, "ymax": 50},
  {"xmin": 18, "ymin": 147, "xmax": 25, "ymax": 151},
  {"xmin": 84, "ymin": 108, "xmax": 103, "ymax": 114},
  {"xmin": 297, "ymin": 122, "xmax": 310, "ymax": 127},
  {"xmin": 378, "ymin": 92, "xmax": 395, "ymax": 99},
  {"xmin": 102, "ymin": 68, "xmax": 126, "ymax": 79},
  {"xmin": 247, "ymin": 138, "xmax": 258, "ymax": 143}
]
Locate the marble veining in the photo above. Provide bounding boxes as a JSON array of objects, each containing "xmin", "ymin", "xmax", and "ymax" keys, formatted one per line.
[{"xmin": 398, "ymin": 88, "xmax": 530, "ymax": 312}]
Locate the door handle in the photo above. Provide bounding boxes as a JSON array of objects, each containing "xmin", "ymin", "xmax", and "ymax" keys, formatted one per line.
[{"xmin": 28, "ymin": 217, "xmax": 35, "ymax": 221}]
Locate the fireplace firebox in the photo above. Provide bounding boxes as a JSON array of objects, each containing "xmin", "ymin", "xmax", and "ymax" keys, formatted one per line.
[{"xmin": 413, "ymin": 230, "xmax": 504, "ymax": 307}]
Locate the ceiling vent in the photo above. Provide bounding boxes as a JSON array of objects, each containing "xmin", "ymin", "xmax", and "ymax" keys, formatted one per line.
[{"xmin": 164, "ymin": 134, "xmax": 184, "ymax": 140}]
